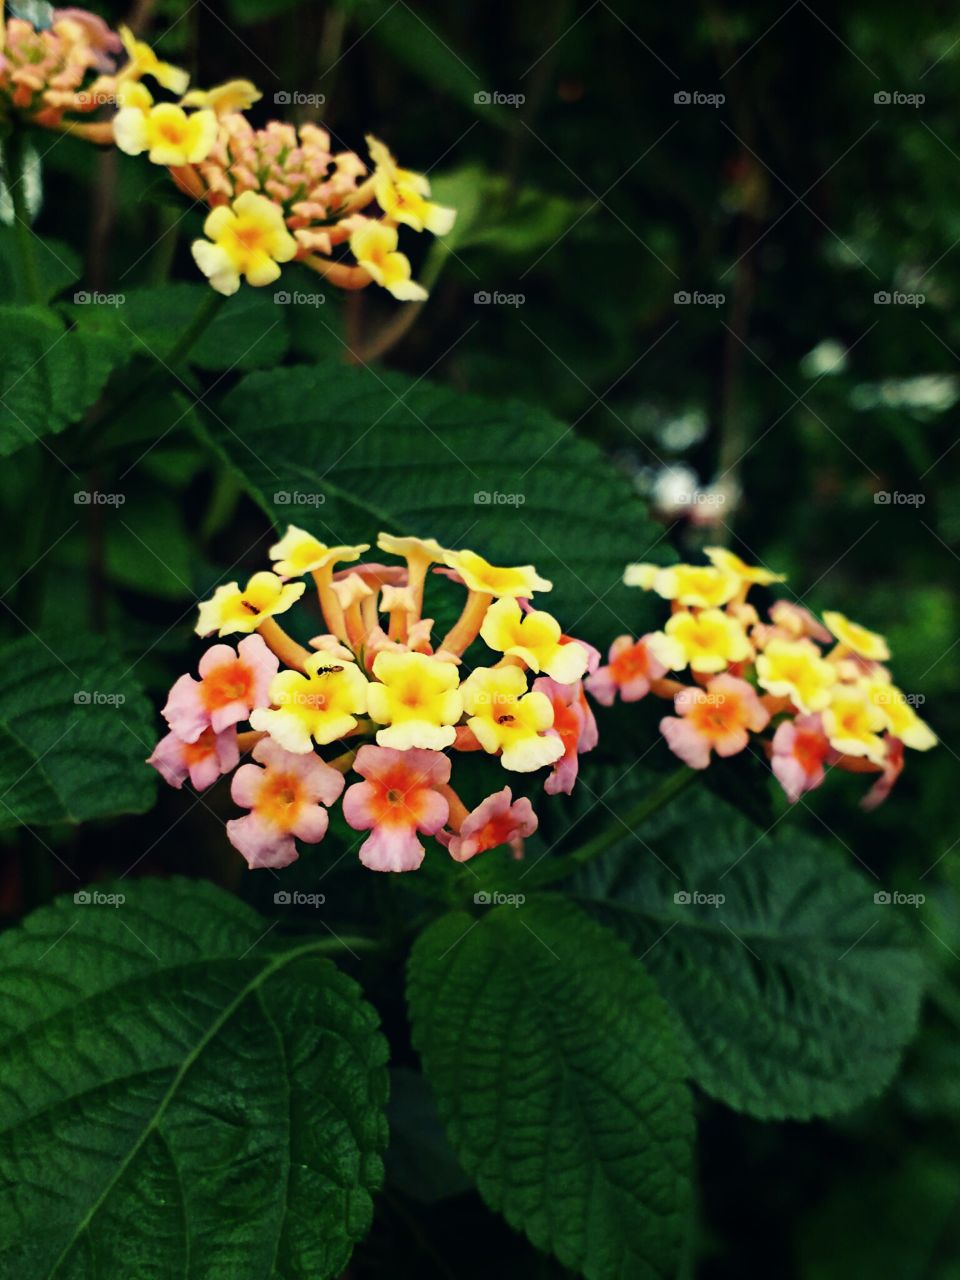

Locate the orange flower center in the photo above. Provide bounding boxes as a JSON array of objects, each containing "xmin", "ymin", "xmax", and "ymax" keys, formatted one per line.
[
  {"xmin": 202, "ymin": 659, "xmax": 254, "ymax": 710},
  {"xmin": 688, "ymin": 692, "xmax": 746, "ymax": 739},
  {"xmin": 794, "ymin": 728, "xmax": 830, "ymax": 773},
  {"xmin": 183, "ymin": 727, "xmax": 217, "ymax": 765},
  {"xmin": 258, "ymin": 772, "xmax": 304, "ymax": 827},
  {"xmin": 611, "ymin": 643, "xmax": 649, "ymax": 683}
]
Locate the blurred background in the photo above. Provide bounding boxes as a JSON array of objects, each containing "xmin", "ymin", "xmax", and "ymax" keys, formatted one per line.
[{"xmin": 3, "ymin": 0, "xmax": 960, "ymax": 1275}]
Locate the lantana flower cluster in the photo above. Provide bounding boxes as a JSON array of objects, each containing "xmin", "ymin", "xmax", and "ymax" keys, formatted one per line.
[
  {"xmin": 149, "ymin": 529, "xmax": 598, "ymax": 872},
  {"xmin": 587, "ymin": 548, "xmax": 937, "ymax": 808},
  {"xmin": 0, "ymin": 8, "xmax": 453, "ymax": 300}
]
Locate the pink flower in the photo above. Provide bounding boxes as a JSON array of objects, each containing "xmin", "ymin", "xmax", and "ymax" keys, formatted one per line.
[
  {"xmin": 148, "ymin": 726, "xmax": 239, "ymax": 790},
  {"xmin": 533, "ymin": 675, "xmax": 592, "ymax": 795},
  {"xmin": 342, "ymin": 745, "xmax": 450, "ymax": 872},
  {"xmin": 437, "ymin": 786, "xmax": 538, "ymax": 862},
  {"xmin": 660, "ymin": 674, "xmax": 769, "ymax": 769},
  {"xmin": 770, "ymin": 713, "xmax": 834, "ymax": 803},
  {"xmin": 162, "ymin": 634, "xmax": 278, "ymax": 743},
  {"xmin": 861, "ymin": 737, "xmax": 905, "ymax": 811},
  {"xmin": 226, "ymin": 737, "xmax": 345, "ymax": 869},
  {"xmin": 586, "ymin": 634, "xmax": 666, "ymax": 705}
]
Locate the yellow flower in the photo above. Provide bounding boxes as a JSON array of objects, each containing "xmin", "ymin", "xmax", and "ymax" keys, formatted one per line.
[
  {"xmin": 269, "ymin": 527, "xmax": 369, "ymax": 579},
  {"xmin": 647, "ymin": 608, "xmax": 752, "ymax": 674},
  {"xmin": 349, "ymin": 220, "xmax": 427, "ymax": 301},
  {"xmin": 479, "ymin": 597, "xmax": 588, "ymax": 684},
  {"xmin": 191, "ymin": 192, "xmax": 297, "ymax": 296},
  {"xmin": 864, "ymin": 683, "xmax": 938, "ymax": 751},
  {"xmin": 367, "ymin": 651, "xmax": 462, "ymax": 750},
  {"xmin": 704, "ymin": 546, "xmax": 787, "ymax": 586},
  {"xmin": 443, "ymin": 549, "xmax": 552, "ymax": 598},
  {"xmin": 823, "ymin": 611, "xmax": 890, "ymax": 661},
  {"xmin": 195, "ymin": 571, "xmax": 305, "ymax": 637},
  {"xmin": 118, "ymin": 24, "xmax": 189, "ymax": 95},
  {"xmin": 377, "ymin": 532, "xmax": 447, "ymax": 565},
  {"xmin": 180, "ymin": 79, "xmax": 261, "ymax": 115},
  {"xmin": 113, "ymin": 102, "xmax": 218, "ymax": 167},
  {"xmin": 822, "ymin": 685, "xmax": 887, "ymax": 764},
  {"xmin": 366, "ymin": 135, "xmax": 457, "ymax": 236},
  {"xmin": 756, "ymin": 638, "xmax": 837, "ymax": 713},
  {"xmin": 460, "ymin": 666, "xmax": 563, "ymax": 772},
  {"xmin": 250, "ymin": 655, "xmax": 369, "ymax": 752},
  {"xmin": 116, "ymin": 81, "xmax": 154, "ymax": 112},
  {"xmin": 624, "ymin": 562, "xmax": 739, "ymax": 608}
]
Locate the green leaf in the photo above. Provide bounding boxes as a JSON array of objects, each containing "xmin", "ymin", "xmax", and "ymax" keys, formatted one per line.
[
  {"xmin": 407, "ymin": 897, "xmax": 693, "ymax": 1280},
  {"xmin": 432, "ymin": 163, "xmax": 591, "ymax": 259},
  {"xmin": 0, "ymin": 305, "xmax": 123, "ymax": 457},
  {"xmin": 0, "ymin": 877, "xmax": 389, "ymax": 1279},
  {"xmin": 0, "ymin": 633, "xmax": 157, "ymax": 828},
  {"xmin": 209, "ymin": 361, "xmax": 665, "ymax": 643},
  {"xmin": 573, "ymin": 781, "xmax": 926, "ymax": 1119},
  {"xmin": 0, "ymin": 227, "xmax": 80, "ymax": 302},
  {"xmin": 116, "ymin": 283, "xmax": 290, "ymax": 372}
]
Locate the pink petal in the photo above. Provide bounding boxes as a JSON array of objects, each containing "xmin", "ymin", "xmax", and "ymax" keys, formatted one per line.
[
  {"xmin": 660, "ymin": 715, "xmax": 712, "ymax": 769},
  {"xmin": 231, "ymin": 761, "xmax": 265, "ymax": 809},
  {"xmin": 161, "ymin": 673, "xmax": 208, "ymax": 743},
  {"xmin": 226, "ymin": 812, "xmax": 298, "ymax": 869},
  {"xmin": 147, "ymin": 731, "xmax": 190, "ymax": 789},
  {"xmin": 291, "ymin": 803, "xmax": 330, "ymax": 844},
  {"xmin": 358, "ymin": 824, "xmax": 425, "ymax": 872},
  {"xmin": 585, "ymin": 666, "xmax": 619, "ymax": 706},
  {"xmin": 342, "ymin": 779, "xmax": 378, "ymax": 831},
  {"xmin": 237, "ymin": 633, "xmax": 280, "ymax": 705}
]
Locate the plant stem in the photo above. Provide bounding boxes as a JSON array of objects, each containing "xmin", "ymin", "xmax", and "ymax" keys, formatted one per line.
[
  {"xmin": 164, "ymin": 288, "xmax": 226, "ymax": 368},
  {"xmin": 525, "ymin": 766, "xmax": 695, "ymax": 888},
  {"xmin": 2, "ymin": 131, "xmax": 42, "ymax": 303}
]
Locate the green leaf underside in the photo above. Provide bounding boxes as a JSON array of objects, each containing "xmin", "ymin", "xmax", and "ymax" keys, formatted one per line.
[
  {"xmin": 212, "ymin": 362, "xmax": 667, "ymax": 643},
  {"xmin": 0, "ymin": 635, "xmax": 157, "ymax": 828},
  {"xmin": 407, "ymin": 897, "xmax": 693, "ymax": 1280},
  {"xmin": 573, "ymin": 780, "xmax": 926, "ymax": 1120},
  {"xmin": 0, "ymin": 878, "xmax": 389, "ymax": 1280}
]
